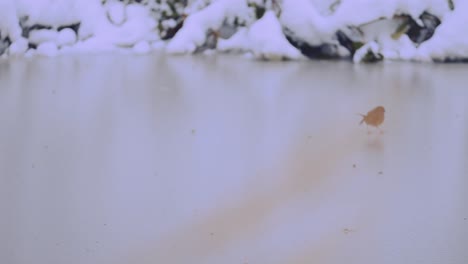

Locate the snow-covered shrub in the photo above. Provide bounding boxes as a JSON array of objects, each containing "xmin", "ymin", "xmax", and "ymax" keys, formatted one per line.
[{"xmin": 0, "ymin": 0, "xmax": 467, "ymax": 62}]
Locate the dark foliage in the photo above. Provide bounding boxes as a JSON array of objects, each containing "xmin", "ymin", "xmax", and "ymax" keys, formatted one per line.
[
  {"xmin": 406, "ymin": 12, "xmax": 441, "ymax": 44},
  {"xmin": 284, "ymin": 29, "xmax": 342, "ymax": 59}
]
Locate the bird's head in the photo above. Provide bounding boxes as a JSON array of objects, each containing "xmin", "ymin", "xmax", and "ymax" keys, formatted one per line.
[{"xmin": 376, "ymin": 106, "xmax": 385, "ymax": 113}]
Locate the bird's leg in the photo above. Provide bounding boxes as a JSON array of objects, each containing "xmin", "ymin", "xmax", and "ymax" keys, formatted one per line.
[
  {"xmin": 378, "ymin": 127, "xmax": 384, "ymax": 134},
  {"xmin": 367, "ymin": 125, "xmax": 371, "ymax": 134}
]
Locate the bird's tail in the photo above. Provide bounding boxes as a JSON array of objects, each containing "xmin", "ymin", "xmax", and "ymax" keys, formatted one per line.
[{"xmin": 357, "ymin": 113, "xmax": 365, "ymax": 125}]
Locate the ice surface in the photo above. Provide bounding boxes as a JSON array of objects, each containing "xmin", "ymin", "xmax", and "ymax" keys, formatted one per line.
[{"xmin": 1, "ymin": 54, "xmax": 467, "ymax": 264}]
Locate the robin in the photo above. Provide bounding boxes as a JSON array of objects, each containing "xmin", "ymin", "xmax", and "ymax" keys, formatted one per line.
[{"xmin": 359, "ymin": 106, "xmax": 385, "ymax": 134}]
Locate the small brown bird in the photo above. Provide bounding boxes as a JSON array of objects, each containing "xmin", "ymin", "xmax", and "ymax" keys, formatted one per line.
[{"xmin": 359, "ymin": 106, "xmax": 385, "ymax": 134}]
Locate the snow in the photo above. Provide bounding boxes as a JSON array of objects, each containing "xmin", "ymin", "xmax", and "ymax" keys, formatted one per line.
[
  {"xmin": 133, "ymin": 41, "xmax": 151, "ymax": 54},
  {"xmin": 26, "ymin": 27, "xmax": 76, "ymax": 49},
  {"xmin": 152, "ymin": 41, "xmax": 166, "ymax": 50},
  {"xmin": 8, "ymin": 37, "xmax": 28, "ymax": 56},
  {"xmin": 166, "ymin": 0, "xmax": 249, "ymax": 54},
  {"xmin": 242, "ymin": 51, "xmax": 254, "ymax": 59},
  {"xmin": 331, "ymin": 0, "xmax": 451, "ymax": 29},
  {"xmin": 126, "ymin": 3, "xmax": 148, "ymax": 20},
  {"xmin": 202, "ymin": 49, "xmax": 217, "ymax": 56},
  {"xmin": 417, "ymin": 1, "xmax": 468, "ymax": 60},
  {"xmin": 77, "ymin": 1, "xmax": 108, "ymax": 40},
  {"xmin": 280, "ymin": 0, "xmax": 336, "ymax": 46},
  {"xmin": 161, "ymin": 19, "xmax": 178, "ymax": 29},
  {"xmin": 106, "ymin": 1, "xmax": 126, "ymax": 25},
  {"xmin": 57, "ymin": 28, "xmax": 77, "ymax": 47},
  {"xmin": 217, "ymin": 11, "xmax": 302, "ymax": 60},
  {"xmin": 0, "ymin": 0, "xmax": 22, "ymax": 41},
  {"xmin": 245, "ymin": 11, "xmax": 302, "ymax": 60},
  {"xmin": 28, "ymin": 29, "xmax": 59, "ymax": 45},
  {"xmin": 184, "ymin": 0, "xmax": 211, "ymax": 14},
  {"xmin": 168, "ymin": 2, "xmax": 300, "ymax": 59},
  {"xmin": 14, "ymin": 0, "xmax": 83, "ymax": 26},
  {"xmin": 36, "ymin": 42, "xmax": 59, "ymax": 57},
  {"xmin": 0, "ymin": 0, "xmax": 467, "ymax": 61},
  {"xmin": 378, "ymin": 34, "xmax": 416, "ymax": 60},
  {"xmin": 24, "ymin": 48, "xmax": 36, "ymax": 58},
  {"xmin": 68, "ymin": 39, "xmax": 118, "ymax": 54},
  {"xmin": 352, "ymin": 19, "xmax": 418, "ymax": 62},
  {"xmin": 74, "ymin": 3, "xmax": 156, "ymax": 48},
  {"xmin": 217, "ymin": 27, "xmax": 250, "ymax": 52},
  {"xmin": 318, "ymin": 0, "xmax": 464, "ymax": 62},
  {"xmin": 353, "ymin": 41, "xmax": 379, "ymax": 63}
]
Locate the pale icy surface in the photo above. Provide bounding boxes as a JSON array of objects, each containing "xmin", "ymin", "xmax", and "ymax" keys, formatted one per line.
[{"xmin": 0, "ymin": 54, "xmax": 467, "ymax": 264}]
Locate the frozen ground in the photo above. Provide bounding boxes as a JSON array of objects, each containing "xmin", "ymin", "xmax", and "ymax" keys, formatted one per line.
[
  {"xmin": 0, "ymin": 0, "xmax": 468, "ymax": 62},
  {"xmin": 0, "ymin": 53, "xmax": 467, "ymax": 264}
]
